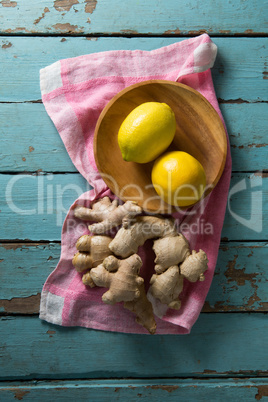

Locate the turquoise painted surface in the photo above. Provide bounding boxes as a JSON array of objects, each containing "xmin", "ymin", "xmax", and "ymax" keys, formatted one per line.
[
  {"xmin": 0, "ymin": 103, "xmax": 267, "ymax": 173},
  {"xmin": 1, "ymin": 37, "xmax": 267, "ymax": 102},
  {"xmin": 0, "ymin": 379, "xmax": 267, "ymax": 401},
  {"xmin": 0, "ymin": 0, "xmax": 267, "ymax": 35},
  {"xmin": 0, "ymin": 314, "xmax": 267, "ymax": 379},
  {"xmin": 206, "ymin": 242, "xmax": 268, "ymax": 311},
  {"xmin": 0, "ymin": 243, "xmax": 59, "ymax": 306},
  {"xmin": 0, "ymin": 103, "xmax": 76, "ymax": 173},
  {"xmin": 0, "ymin": 0, "xmax": 267, "ymax": 392},
  {"xmin": 0, "ymin": 242, "xmax": 267, "ymax": 313},
  {"xmin": 0, "ymin": 173, "xmax": 91, "ymax": 240},
  {"xmin": 220, "ymin": 103, "xmax": 268, "ymax": 171}
]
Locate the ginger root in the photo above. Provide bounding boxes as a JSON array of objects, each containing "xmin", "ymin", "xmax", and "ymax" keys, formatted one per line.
[
  {"xmin": 153, "ymin": 234, "xmax": 190, "ymax": 274},
  {"xmin": 72, "ymin": 234, "xmax": 112, "ymax": 272},
  {"xmin": 87, "ymin": 255, "xmax": 144, "ymax": 305},
  {"xmin": 149, "ymin": 266, "xmax": 184, "ymax": 310},
  {"xmin": 148, "ymin": 250, "xmax": 208, "ymax": 310},
  {"xmin": 82, "ymin": 271, "xmax": 95, "ymax": 287},
  {"xmin": 180, "ymin": 249, "xmax": 208, "ymax": 282},
  {"xmin": 74, "ymin": 197, "xmax": 142, "ymax": 234},
  {"xmin": 72, "ymin": 197, "xmax": 209, "ymax": 334},
  {"xmin": 74, "ymin": 197, "xmax": 118, "ymax": 221},
  {"xmin": 72, "ymin": 252, "xmax": 93, "ymax": 273},
  {"xmin": 124, "ymin": 284, "xmax": 156, "ymax": 335},
  {"xmin": 75, "ymin": 234, "xmax": 93, "ymax": 251},
  {"xmin": 109, "ymin": 215, "xmax": 177, "ymax": 258}
]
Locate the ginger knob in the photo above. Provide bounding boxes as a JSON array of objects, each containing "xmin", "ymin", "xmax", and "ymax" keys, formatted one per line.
[
  {"xmin": 73, "ymin": 235, "xmax": 113, "ymax": 272},
  {"xmin": 74, "ymin": 197, "xmax": 142, "ymax": 234},
  {"xmin": 72, "ymin": 252, "xmax": 93, "ymax": 272},
  {"xmin": 153, "ymin": 234, "xmax": 190, "ymax": 273},
  {"xmin": 180, "ymin": 249, "xmax": 208, "ymax": 282},
  {"xmin": 89, "ymin": 255, "xmax": 144, "ymax": 305},
  {"xmin": 82, "ymin": 272, "xmax": 96, "ymax": 287},
  {"xmin": 149, "ymin": 266, "xmax": 184, "ymax": 309},
  {"xmin": 124, "ymin": 284, "xmax": 156, "ymax": 335},
  {"xmin": 109, "ymin": 215, "xmax": 177, "ymax": 258}
]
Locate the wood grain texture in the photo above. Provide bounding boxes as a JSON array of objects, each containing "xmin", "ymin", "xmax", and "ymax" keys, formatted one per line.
[
  {"xmin": 222, "ymin": 103, "xmax": 268, "ymax": 171},
  {"xmin": 0, "ymin": 103, "xmax": 76, "ymax": 173},
  {"xmin": 1, "ymin": 103, "xmax": 267, "ymax": 173},
  {"xmin": 0, "ymin": 242, "xmax": 267, "ymax": 314},
  {"xmin": 0, "ymin": 37, "xmax": 267, "ymax": 102},
  {"xmin": 204, "ymin": 242, "xmax": 268, "ymax": 312},
  {"xmin": 0, "ymin": 379, "xmax": 268, "ymax": 401},
  {"xmin": 0, "ymin": 0, "xmax": 267, "ymax": 388},
  {"xmin": 0, "ymin": 243, "xmax": 58, "ymax": 313},
  {"xmin": 0, "ymin": 173, "xmax": 91, "ymax": 240},
  {"xmin": 1, "ymin": 173, "xmax": 266, "ymax": 241},
  {"xmin": 0, "ymin": 314, "xmax": 267, "ymax": 380},
  {"xmin": 0, "ymin": 0, "xmax": 267, "ymax": 35}
]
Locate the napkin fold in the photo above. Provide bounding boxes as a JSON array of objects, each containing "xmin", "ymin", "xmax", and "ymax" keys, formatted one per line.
[{"xmin": 39, "ymin": 34, "xmax": 232, "ymax": 334}]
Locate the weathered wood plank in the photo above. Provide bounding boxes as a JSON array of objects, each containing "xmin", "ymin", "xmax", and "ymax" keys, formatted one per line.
[
  {"xmin": 0, "ymin": 37, "xmax": 267, "ymax": 102},
  {"xmin": 0, "ymin": 242, "xmax": 58, "ymax": 314},
  {"xmin": 1, "ymin": 102, "xmax": 267, "ymax": 173},
  {"xmin": 0, "ymin": 242, "xmax": 267, "ymax": 314},
  {"xmin": 204, "ymin": 242, "xmax": 268, "ymax": 312},
  {"xmin": 1, "ymin": 173, "xmax": 90, "ymax": 241},
  {"xmin": 1, "ymin": 173, "xmax": 267, "ymax": 241},
  {"xmin": 222, "ymin": 103, "xmax": 268, "ymax": 171},
  {"xmin": 0, "ymin": 0, "xmax": 267, "ymax": 35},
  {"xmin": 0, "ymin": 314, "xmax": 267, "ymax": 380},
  {"xmin": 0, "ymin": 103, "xmax": 75, "ymax": 173},
  {"xmin": 0, "ymin": 379, "xmax": 268, "ymax": 401}
]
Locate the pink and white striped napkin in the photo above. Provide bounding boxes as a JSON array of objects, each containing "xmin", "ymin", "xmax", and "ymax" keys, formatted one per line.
[{"xmin": 39, "ymin": 34, "xmax": 232, "ymax": 334}]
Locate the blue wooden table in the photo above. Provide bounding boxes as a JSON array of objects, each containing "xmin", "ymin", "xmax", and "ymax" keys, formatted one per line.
[{"xmin": 0, "ymin": 1, "xmax": 267, "ymax": 400}]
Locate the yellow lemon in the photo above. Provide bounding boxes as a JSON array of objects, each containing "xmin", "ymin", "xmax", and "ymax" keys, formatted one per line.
[
  {"xmin": 151, "ymin": 151, "xmax": 206, "ymax": 207},
  {"xmin": 118, "ymin": 102, "xmax": 176, "ymax": 163}
]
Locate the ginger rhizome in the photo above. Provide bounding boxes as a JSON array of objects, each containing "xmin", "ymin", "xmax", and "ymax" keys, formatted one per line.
[
  {"xmin": 180, "ymin": 250, "xmax": 208, "ymax": 282},
  {"xmin": 149, "ymin": 266, "xmax": 184, "ymax": 310},
  {"xmin": 153, "ymin": 234, "xmax": 190, "ymax": 273},
  {"xmin": 72, "ymin": 234, "xmax": 112, "ymax": 272},
  {"xmin": 124, "ymin": 283, "xmax": 156, "ymax": 335},
  {"xmin": 73, "ymin": 197, "xmax": 209, "ymax": 334},
  {"xmin": 84, "ymin": 254, "xmax": 144, "ymax": 304},
  {"xmin": 109, "ymin": 215, "xmax": 177, "ymax": 258},
  {"xmin": 74, "ymin": 197, "xmax": 142, "ymax": 234},
  {"xmin": 83, "ymin": 254, "xmax": 157, "ymax": 334}
]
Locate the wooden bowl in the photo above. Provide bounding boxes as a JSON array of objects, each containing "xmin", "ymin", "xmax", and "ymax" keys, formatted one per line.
[{"xmin": 94, "ymin": 80, "xmax": 227, "ymax": 213}]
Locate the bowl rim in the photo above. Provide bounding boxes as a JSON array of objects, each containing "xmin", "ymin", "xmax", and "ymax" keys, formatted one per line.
[{"xmin": 94, "ymin": 79, "xmax": 227, "ymax": 212}]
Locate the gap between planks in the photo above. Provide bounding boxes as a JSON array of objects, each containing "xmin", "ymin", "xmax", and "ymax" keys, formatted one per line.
[
  {"xmin": 0, "ymin": 32, "xmax": 268, "ymax": 38},
  {"xmin": 1, "ymin": 239, "xmax": 267, "ymax": 244},
  {"xmin": 1, "ymin": 99, "xmax": 267, "ymax": 104},
  {"xmin": 0, "ymin": 377, "xmax": 268, "ymax": 384},
  {"xmin": 0, "ymin": 170, "xmax": 267, "ymax": 175},
  {"xmin": 0, "ymin": 367, "xmax": 267, "ymax": 380},
  {"xmin": 1, "ymin": 311, "xmax": 267, "ymax": 318}
]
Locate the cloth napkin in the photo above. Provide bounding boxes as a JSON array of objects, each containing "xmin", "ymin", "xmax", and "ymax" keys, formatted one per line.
[{"xmin": 39, "ymin": 34, "xmax": 232, "ymax": 334}]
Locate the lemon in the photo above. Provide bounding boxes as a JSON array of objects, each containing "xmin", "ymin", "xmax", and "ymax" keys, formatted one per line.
[
  {"xmin": 151, "ymin": 151, "xmax": 206, "ymax": 207},
  {"xmin": 118, "ymin": 102, "xmax": 176, "ymax": 163}
]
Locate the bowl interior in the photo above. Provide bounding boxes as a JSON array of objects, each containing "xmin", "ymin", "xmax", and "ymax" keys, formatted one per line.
[{"xmin": 94, "ymin": 80, "xmax": 227, "ymax": 213}]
